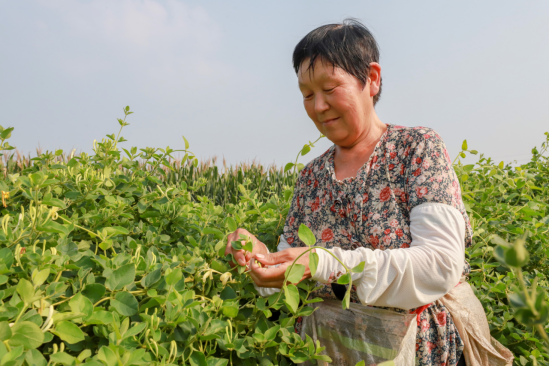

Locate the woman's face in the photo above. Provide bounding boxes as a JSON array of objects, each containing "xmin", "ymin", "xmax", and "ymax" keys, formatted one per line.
[{"xmin": 298, "ymin": 58, "xmax": 380, "ymax": 147}]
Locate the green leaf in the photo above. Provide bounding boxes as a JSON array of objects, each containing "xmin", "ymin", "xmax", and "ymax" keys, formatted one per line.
[
  {"xmin": 243, "ymin": 241, "xmax": 253, "ymax": 253},
  {"xmin": 0, "ymin": 321, "xmax": 12, "ymax": 341},
  {"xmin": 122, "ymin": 322, "xmax": 146, "ymax": 339},
  {"xmin": 1, "ymin": 345, "xmax": 23, "ymax": 365},
  {"xmin": 141, "ymin": 268, "xmax": 162, "ymax": 288},
  {"xmin": 189, "ymin": 351, "xmax": 207, "ymax": 366},
  {"xmin": 105, "ymin": 264, "xmax": 135, "ymax": 291},
  {"xmin": 231, "ymin": 241, "xmax": 242, "ymax": 250},
  {"xmin": 9, "ymin": 321, "xmax": 44, "ymax": 349},
  {"xmin": 69, "ymin": 293, "xmax": 93, "ymax": 320},
  {"xmin": 50, "ymin": 352, "xmax": 76, "ymax": 365},
  {"xmin": 309, "ymin": 252, "xmax": 319, "ymax": 277},
  {"xmin": 31, "ymin": 269, "xmax": 50, "ymax": 288},
  {"xmin": 461, "ymin": 140, "xmax": 468, "ymax": 150},
  {"xmin": 25, "ymin": 349, "xmax": 47, "ymax": 366},
  {"xmin": 351, "ymin": 261, "xmax": 365, "ymax": 273},
  {"xmin": 182, "ymin": 135, "xmax": 190, "ymax": 150},
  {"xmin": 337, "ymin": 273, "xmax": 351, "ymax": 285},
  {"xmin": 110, "ymin": 292, "xmax": 138, "ymax": 316},
  {"xmin": 284, "ymin": 284, "xmax": 300, "ymax": 313},
  {"xmin": 82, "ymin": 284, "xmax": 106, "ymax": 304},
  {"xmin": 505, "ymin": 240, "xmax": 530, "ymax": 268},
  {"xmin": 284, "ymin": 162, "xmax": 295, "ymax": 173},
  {"xmin": 41, "ymin": 197, "xmax": 66, "ymax": 209},
  {"xmin": 301, "ymin": 144, "xmax": 311, "ymax": 156},
  {"xmin": 225, "ymin": 217, "xmax": 237, "ymax": 232},
  {"xmin": 67, "ymin": 158, "xmax": 79, "ymax": 168},
  {"xmin": 298, "ymin": 224, "xmax": 316, "ymax": 247},
  {"xmin": 285, "ymin": 264, "xmax": 305, "ymax": 284},
  {"xmin": 86, "ymin": 311, "xmax": 113, "ymax": 325},
  {"xmin": 52, "ymin": 321, "xmax": 85, "ymax": 344},
  {"xmin": 16, "ymin": 279, "xmax": 34, "ymax": 304},
  {"xmin": 36, "ymin": 220, "xmax": 70, "ymax": 235},
  {"xmin": 98, "ymin": 346, "xmax": 118, "ymax": 366},
  {"xmin": 165, "ymin": 268, "xmax": 182, "ymax": 286},
  {"xmin": 222, "ymin": 301, "xmax": 239, "ymax": 318}
]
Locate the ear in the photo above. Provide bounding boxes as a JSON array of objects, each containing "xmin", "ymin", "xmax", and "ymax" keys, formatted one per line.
[{"xmin": 367, "ymin": 62, "xmax": 382, "ymax": 98}]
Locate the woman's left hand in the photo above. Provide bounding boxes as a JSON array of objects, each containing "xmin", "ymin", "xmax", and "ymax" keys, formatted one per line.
[{"xmin": 249, "ymin": 247, "xmax": 315, "ymax": 288}]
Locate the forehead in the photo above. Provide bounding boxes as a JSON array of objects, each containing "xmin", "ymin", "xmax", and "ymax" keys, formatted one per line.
[{"xmin": 297, "ymin": 57, "xmax": 346, "ymax": 86}]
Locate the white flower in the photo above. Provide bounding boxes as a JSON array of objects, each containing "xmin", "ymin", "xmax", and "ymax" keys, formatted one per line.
[
  {"xmin": 371, "ymin": 225, "xmax": 383, "ymax": 236},
  {"xmin": 416, "ymin": 174, "xmax": 427, "ymax": 184}
]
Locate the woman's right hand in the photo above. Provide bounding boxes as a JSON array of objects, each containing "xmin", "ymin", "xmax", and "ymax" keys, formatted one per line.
[{"xmin": 224, "ymin": 228, "xmax": 269, "ymax": 267}]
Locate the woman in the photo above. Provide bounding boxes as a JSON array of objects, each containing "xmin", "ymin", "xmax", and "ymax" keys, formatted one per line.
[{"xmin": 225, "ymin": 19, "xmax": 511, "ymax": 366}]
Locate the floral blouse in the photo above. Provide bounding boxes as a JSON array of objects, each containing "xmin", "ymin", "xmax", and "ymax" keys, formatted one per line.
[{"xmin": 284, "ymin": 124, "xmax": 473, "ymax": 366}]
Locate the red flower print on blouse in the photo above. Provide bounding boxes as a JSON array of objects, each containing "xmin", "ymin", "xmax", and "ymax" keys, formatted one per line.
[
  {"xmin": 436, "ymin": 311, "xmax": 447, "ymax": 326},
  {"xmin": 416, "ymin": 186, "xmax": 428, "ymax": 199},
  {"xmin": 416, "ymin": 157, "xmax": 422, "ymax": 164},
  {"xmin": 390, "ymin": 152, "xmax": 397, "ymax": 159},
  {"xmin": 287, "ymin": 236, "xmax": 294, "ymax": 245},
  {"xmin": 311, "ymin": 197, "xmax": 320, "ymax": 212},
  {"xmin": 289, "ymin": 217, "xmax": 295, "ymax": 226},
  {"xmin": 420, "ymin": 319, "xmax": 430, "ymax": 332},
  {"xmin": 413, "ymin": 168, "xmax": 422, "ymax": 176},
  {"xmin": 362, "ymin": 193, "xmax": 369, "ymax": 203},
  {"xmin": 395, "ymin": 228, "xmax": 404, "ymax": 238},
  {"xmin": 380, "ymin": 187, "xmax": 391, "ymax": 202},
  {"xmin": 321, "ymin": 228, "xmax": 334, "ymax": 242},
  {"xmin": 369, "ymin": 235, "xmax": 379, "ymax": 247},
  {"xmin": 427, "ymin": 341, "xmax": 437, "ymax": 353},
  {"xmin": 388, "ymin": 164, "xmax": 395, "ymax": 170},
  {"xmin": 384, "ymin": 228, "xmax": 391, "ymax": 235}
]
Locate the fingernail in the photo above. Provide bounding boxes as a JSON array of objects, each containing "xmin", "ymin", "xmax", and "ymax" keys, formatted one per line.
[
  {"xmin": 239, "ymin": 260, "xmax": 245, "ymax": 265},
  {"xmin": 256, "ymin": 254, "xmax": 265, "ymax": 259}
]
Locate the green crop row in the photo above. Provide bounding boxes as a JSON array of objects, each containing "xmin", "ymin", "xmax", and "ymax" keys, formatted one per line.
[{"xmin": 0, "ymin": 108, "xmax": 546, "ymax": 365}]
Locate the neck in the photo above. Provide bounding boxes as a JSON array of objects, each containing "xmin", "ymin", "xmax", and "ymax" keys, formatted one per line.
[{"xmin": 335, "ymin": 114, "xmax": 386, "ymax": 161}]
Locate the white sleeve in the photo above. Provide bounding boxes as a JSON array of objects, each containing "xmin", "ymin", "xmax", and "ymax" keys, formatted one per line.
[
  {"xmin": 312, "ymin": 202, "xmax": 465, "ymax": 309},
  {"xmin": 253, "ymin": 235, "xmax": 292, "ymax": 297}
]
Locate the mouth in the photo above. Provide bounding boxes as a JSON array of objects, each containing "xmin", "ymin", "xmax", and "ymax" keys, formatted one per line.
[{"xmin": 322, "ymin": 117, "xmax": 339, "ymax": 125}]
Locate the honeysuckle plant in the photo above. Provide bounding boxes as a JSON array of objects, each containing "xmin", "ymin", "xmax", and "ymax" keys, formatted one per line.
[{"xmin": 0, "ymin": 107, "xmax": 546, "ymax": 366}]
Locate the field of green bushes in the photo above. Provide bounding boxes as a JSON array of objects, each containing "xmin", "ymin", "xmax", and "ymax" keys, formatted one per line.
[{"xmin": 0, "ymin": 107, "xmax": 547, "ymax": 366}]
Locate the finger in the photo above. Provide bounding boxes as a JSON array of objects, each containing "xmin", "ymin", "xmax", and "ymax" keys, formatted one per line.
[
  {"xmin": 249, "ymin": 260, "xmax": 285, "ymax": 288},
  {"xmin": 254, "ymin": 251, "xmax": 293, "ymax": 266},
  {"xmin": 250, "ymin": 259, "xmax": 288, "ymax": 281},
  {"xmin": 233, "ymin": 249, "xmax": 246, "ymax": 266}
]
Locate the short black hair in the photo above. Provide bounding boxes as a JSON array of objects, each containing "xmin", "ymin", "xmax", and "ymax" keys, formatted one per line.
[{"xmin": 292, "ymin": 18, "xmax": 382, "ymax": 106}]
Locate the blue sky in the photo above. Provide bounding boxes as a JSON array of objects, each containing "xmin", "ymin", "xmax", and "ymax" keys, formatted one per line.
[{"xmin": 0, "ymin": 0, "xmax": 547, "ymax": 167}]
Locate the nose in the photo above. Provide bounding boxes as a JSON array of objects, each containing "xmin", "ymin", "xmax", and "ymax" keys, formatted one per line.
[{"xmin": 314, "ymin": 93, "xmax": 329, "ymax": 115}]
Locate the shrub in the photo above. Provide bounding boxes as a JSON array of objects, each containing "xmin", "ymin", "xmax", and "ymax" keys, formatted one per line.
[{"xmin": 0, "ymin": 108, "xmax": 546, "ymax": 365}]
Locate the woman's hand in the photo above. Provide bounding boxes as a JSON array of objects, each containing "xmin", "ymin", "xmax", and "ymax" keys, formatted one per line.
[
  {"xmin": 224, "ymin": 228, "xmax": 268, "ymax": 267},
  {"xmin": 249, "ymin": 247, "xmax": 314, "ymax": 288}
]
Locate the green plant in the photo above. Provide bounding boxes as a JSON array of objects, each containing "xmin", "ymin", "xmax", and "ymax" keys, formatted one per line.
[
  {"xmin": 0, "ymin": 108, "xmax": 547, "ymax": 365},
  {"xmin": 0, "ymin": 108, "xmax": 330, "ymax": 365}
]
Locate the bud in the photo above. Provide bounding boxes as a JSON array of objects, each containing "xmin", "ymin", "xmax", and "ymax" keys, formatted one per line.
[{"xmin": 220, "ymin": 272, "xmax": 232, "ymax": 286}]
